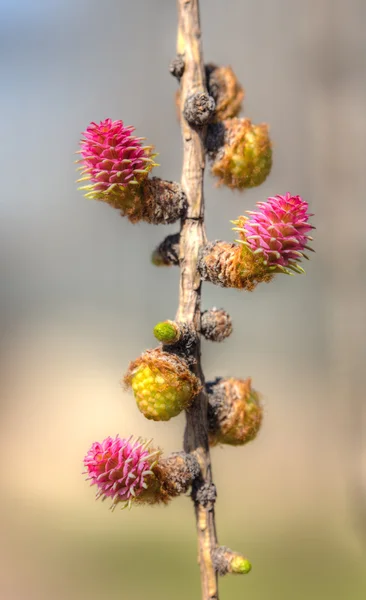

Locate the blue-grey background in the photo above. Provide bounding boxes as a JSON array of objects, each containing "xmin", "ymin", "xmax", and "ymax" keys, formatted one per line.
[{"xmin": 1, "ymin": 1, "xmax": 366, "ymax": 598}]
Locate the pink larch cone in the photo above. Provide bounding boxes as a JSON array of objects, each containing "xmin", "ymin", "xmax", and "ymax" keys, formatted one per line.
[
  {"xmin": 199, "ymin": 193, "xmax": 314, "ymax": 290},
  {"xmin": 234, "ymin": 192, "xmax": 314, "ymax": 275},
  {"xmin": 77, "ymin": 118, "xmax": 157, "ymax": 207},
  {"xmin": 84, "ymin": 435, "xmax": 162, "ymax": 510}
]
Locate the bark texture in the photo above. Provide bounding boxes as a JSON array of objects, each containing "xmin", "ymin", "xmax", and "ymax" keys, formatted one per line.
[{"xmin": 176, "ymin": 1, "xmax": 219, "ymax": 598}]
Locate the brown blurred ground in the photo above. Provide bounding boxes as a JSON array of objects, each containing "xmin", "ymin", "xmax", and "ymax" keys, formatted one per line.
[{"xmin": 0, "ymin": 0, "xmax": 366, "ymax": 598}]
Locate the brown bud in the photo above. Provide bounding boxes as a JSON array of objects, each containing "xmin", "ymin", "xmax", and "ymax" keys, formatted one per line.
[
  {"xmin": 192, "ymin": 481, "xmax": 217, "ymax": 507},
  {"xmin": 201, "ymin": 308, "xmax": 233, "ymax": 342},
  {"xmin": 169, "ymin": 55, "xmax": 185, "ymax": 79},
  {"xmin": 154, "ymin": 452, "xmax": 200, "ymax": 497},
  {"xmin": 117, "ymin": 178, "xmax": 186, "ymax": 225},
  {"xmin": 198, "ymin": 241, "xmax": 274, "ymax": 291},
  {"xmin": 151, "ymin": 233, "xmax": 180, "ymax": 267},
  {"xmin": 205, "ymin": 64, "xmax": 244, "ymax": 121},
  {"xmin": 139, "ymin": 177, "xmax": 186, "ymax": 224},
  {"xmin": 175, "ymin": 64, "xmax": 244, "ymax": 123},
  {"xmin": 207, "ymin": 377, "xmax": 263, "ymax": 446},
  {"xmin": 184, "ymin": 92, "xmax": 216, "ymax": 126}
]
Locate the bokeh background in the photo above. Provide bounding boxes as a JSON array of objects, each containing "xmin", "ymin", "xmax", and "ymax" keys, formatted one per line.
[{"xmin": 1, "ymin": 0, "xmax": 366, "ymax": 598}]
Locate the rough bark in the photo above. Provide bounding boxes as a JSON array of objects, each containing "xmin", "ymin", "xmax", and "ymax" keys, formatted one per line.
[{"xmin": 176, "ymin": 1, "xmax": 219, "ymax": 599}]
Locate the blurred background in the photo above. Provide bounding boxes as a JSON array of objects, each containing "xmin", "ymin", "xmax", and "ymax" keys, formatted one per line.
[{"xmin": 1, "ymin": 0, "xmax": 366, "ymax": 598}]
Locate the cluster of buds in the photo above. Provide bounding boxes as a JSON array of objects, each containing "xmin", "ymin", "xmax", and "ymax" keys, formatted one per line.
[
  {"xmin": 78, "ymin": 52, "xmax": 314, "ymax": 586},
  {"xmin": 201, "ymin": 61, "xmax": 272, "ymax": 189},
  {"xmin": 173, "ymin": 61, "xmax": 270, "ymax": 189}
]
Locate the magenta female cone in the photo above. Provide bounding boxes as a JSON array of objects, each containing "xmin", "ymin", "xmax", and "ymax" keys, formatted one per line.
[
  {"xmin": 77, "ymin": 118, "xmax": 157, "ymax": 216},
  {"xmin": 199, "ymin": 193, "xmax": 314, "ymax": 290},
  {"xmin": 77, "ymin": 119, "xmax": 187, "ymax": 223},
  {"xmin": 234, "ymin": 192, "xmax": 314, "ymax": 274},
  {"xmin": 84, "ymin": 435, "xmax": 163, "ymax": 509}
]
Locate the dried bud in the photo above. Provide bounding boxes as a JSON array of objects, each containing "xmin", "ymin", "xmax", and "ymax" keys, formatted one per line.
[
  {"xmin": 209, "ymin": 118, "xmax": 272, "ymax": 189},
  {"xmin": 83, "ymin": 435, "xmax": 164, "ymax": 509},
  {"xmin": 205, "ymin": 64, "xmax": 244, "ymax": 121},
  {"xmin": 124, "ymin": 348, "xmax": 201, "ymax": 421},
  {"xmin": 169, "ymin": 55, "xmax": 185, "ymax": 79},
  {"xmin": 154, "ymin": 452, "xmax": 200, "ymax": 497},
  {"xmin": 176, "ymin": 63, "xmax": 243, "ymax": 122},
  {"xmin": 151, "ymin": 233, "xmax": 180, "ymax": 267},
  {"xmin": 198, "ymin": 240, "xmax": 274, "ymax": 291},
  {"xmin": 207, "ymin": 377, "xmax": 262, "ymax": 446},
  {"xmin": 192, "ymin": 481, "xmax": 217, "ymax": 507},
  {"xmin": 184, "ymin": 92, "xmax": 216, "ymax": 126},
  {"xmin": 212, "ymin": 546, "xmax": 252, "ymax": 576},
  {"xmin": 153, "ymin": 321, "xmax": 181, "ymax": 344},
  {"xmin": 138, "ymin": 177, "xmax": 187, "ymax": 224},
  {"xmin": 201, "ymin": 308, "xmax": 233, "ymax": 342}
]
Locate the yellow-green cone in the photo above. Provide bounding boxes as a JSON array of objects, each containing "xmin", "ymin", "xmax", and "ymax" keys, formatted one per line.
[
  {"xmin": 211, "ymin": 118, "xmax": 272, "ymax": 189},
  {"xmin": 124, "ymin": 349, "xmax": 201, "ymax": 421}
]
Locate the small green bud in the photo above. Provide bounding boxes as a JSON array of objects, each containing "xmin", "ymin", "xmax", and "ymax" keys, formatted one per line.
[
  {"xmin": 213, "ymin": 546, "xmax": 252, "ymax": 576},
  {"xmin": 231, "ymin": 556, "xmax": 252, "ymax": 574},
  {"xmin": 153, "ymin": 321, "xmax": 180, "ymax": 344}
]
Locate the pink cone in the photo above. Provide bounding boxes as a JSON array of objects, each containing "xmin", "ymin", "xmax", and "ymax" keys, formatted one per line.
[
  {"xmin": 238, "ymin": 193, "xmax": 314, "ymax": 273},
  {"xmin": 78, "ymin": 118, "xmax": 156, "ymax": 198},
  {"xmin": 84, "ymin": 435, "xmax": 160, "ymax": 509}
]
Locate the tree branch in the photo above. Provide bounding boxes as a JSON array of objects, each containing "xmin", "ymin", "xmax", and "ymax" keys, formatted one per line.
[{"xmin": 176, "ymin": 1, "xmax": 219, "ymax": 599}]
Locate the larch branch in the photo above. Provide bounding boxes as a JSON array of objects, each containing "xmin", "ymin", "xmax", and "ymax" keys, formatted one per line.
[{"xmin": 176, "ymin": 1, "xmax": 219, "ymax": 599}]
